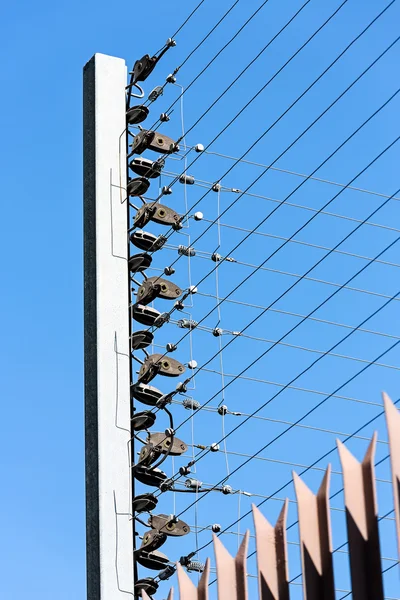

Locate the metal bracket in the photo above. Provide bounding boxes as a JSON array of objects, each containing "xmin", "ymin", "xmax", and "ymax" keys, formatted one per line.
[{"xmin": 136, "ymin": 276, "xmax": 182, "ymax": 305}]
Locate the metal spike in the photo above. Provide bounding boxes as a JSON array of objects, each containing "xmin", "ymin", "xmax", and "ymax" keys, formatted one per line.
[
  {"xmin": 293, "ymin": 467, "xmax": 335, "ymax": 599},
  {"xmin": 382, "ymin": 392, "xmax": 400, "ymax": 560},
  {"xmin": 198, "ymin": 558, "xmax": 210, "ymax": 600},
  {"xmin": 252, "ymin": 501, "xmax": 289, "ymax": 600},
  {"xmin": 176, "ymin": 561, "xmax": 199, "ymax": 599},
  {"xmin": 337, "ymin": 434, "xmax": 384, "ymax": 600},
  {"xmin": 235, "ymin": 531, "xmax": 249, "ymax": 599},
  {"xmin": 213, "ymin": 531, "xmax": 249, "ymax": 600}
]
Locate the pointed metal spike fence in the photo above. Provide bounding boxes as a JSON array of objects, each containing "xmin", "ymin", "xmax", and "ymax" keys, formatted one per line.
[{"xmin": 155, "ymin": 393, "xmax": 400, "ymax": 600}]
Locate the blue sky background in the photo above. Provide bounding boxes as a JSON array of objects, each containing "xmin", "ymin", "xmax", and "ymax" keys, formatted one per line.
[{"xmin": 0, "ymin": 0, "xmax": 399, "ymax": 598}]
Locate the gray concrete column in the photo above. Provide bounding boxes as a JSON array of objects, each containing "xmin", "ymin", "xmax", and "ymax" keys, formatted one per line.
[{"xmin": 84, "ymin": 53, "xmax": 134, "ymax": 600}]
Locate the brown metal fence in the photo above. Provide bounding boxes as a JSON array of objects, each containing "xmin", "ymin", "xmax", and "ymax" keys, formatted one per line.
[{"xmin": 144, "ymin": 392, "xmax": 399, "ymax": 599}]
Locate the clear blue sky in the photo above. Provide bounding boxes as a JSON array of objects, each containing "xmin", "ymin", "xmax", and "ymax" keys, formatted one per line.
[{"xmin": 0, "ymin": 1, "xmax": 399, "ymax": 598}]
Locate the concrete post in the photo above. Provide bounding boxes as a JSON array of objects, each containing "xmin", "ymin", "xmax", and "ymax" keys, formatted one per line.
[{"xmin": 83, "ymin": 53, "xmax": 134, "ymax": 599}]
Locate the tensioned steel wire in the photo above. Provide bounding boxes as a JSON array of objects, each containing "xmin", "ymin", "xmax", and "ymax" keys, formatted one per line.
[
  {"xmin": 254, "ymin": 402, "xmax": 400, "ymax": 538},
  {"xmin": 133, "ymin": 24, "xmax": 399, "ymax": 316},
  {"xmin": 139, "ymin": 92, "xmax": 400, "ymax": 427},
  {"xmin": 132, "ymin": 0, "xmax": 396, "ymax": 234},
  {"xmin": 130, "ymin": 32, "xmax": 400, "ymax": 384},
  {"xmin": 175, "ymin": 307, "xmax": 400, "ymax": 558},
  {"xmin": 147, "ymin": 164, "xmax": 400, "ymax": 491},
  {"xmin": 140, "ymin": 307, "xmax": 400, "ymax": 588},
  {"xmin": 133, "ymin": 91, "xmax": 399, "ymax": 494},
  {"xmin": 139, "ymin": 0, "xmax": 313, "ymax": 132},
  {"xmin": 177, "ymin": 148, "xmax": 400, "ymax": 204},
  {"xmin": 126, "ymin": 0, "xmax": 354, "ymax": 193},
  {"xmin": 246, "ymin": 403, "xmax": 400, "ymax": 592},
  {"xmin": 159, "ymin": 403, "xmax": 399, "ymax": 579},
  {"xmin": 152, "ymin": 194, "xmax": 400, "ymax": 498},
  {"xmin": 129, "ymin": 113, "xmax": 399, "ymax": 579},
  {"xmin": 126, "ymin": 0, "xmax": 211, "ymax": 107},
  {"xmin": 169, "ymin": 0, "xmax": 207, "ymax": 38},
  {"xmin": 184, "ymin": 223, "xmax": 400, "ymax": 268},
  {"xmin": 129, "ymin": 4, "xmax": 400, "ymax": 592},
  {"xmin": 129, "ymin": 3, "xmax": 326, "ymax": 564}
]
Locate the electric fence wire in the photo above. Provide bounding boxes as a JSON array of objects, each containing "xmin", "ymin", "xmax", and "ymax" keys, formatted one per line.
[
  {"xmin": 182, "ymin": 224, "xmax": 400, "ymax": 268},
  {"xmin": 148, "ymin": 132, "xmax": 400, "ymax": 502},
  {"xmin": 169, "ymin": 0, "xmax": 207, "ymax": 38},
  {"xmin": 285, "ymin": 457, "xmax": 400, "ymax": 593},
  {"xmin": 185, "ymin": 409, "xmax": 390, "ymax": 447},
  {"xmin": 185, "ymin": 341, "xmax": 400, "ymax": 566},
  {"xmin": 183, "ymin": 448, "xmax": 392, "ymax": 485},
  {"xmin": 188, "ymin": 149, "xmax": 400, "ymax": 203},
  {"xmin": 125, "ymin": 0, "xmax": 348, "ymax": 187},
  {"xmin": 154, "ymin": 224, "xmax": 400, "ymax": 501},
  {"xmin": 131, "ymin": 32, "xmax": 400, "ymax": 395},
  {"xmin": 148, "ymin": 351, "xmax": 400, "ymax": 589},
  {"xmin": 142, "ymin": 0, "xmax": 313, "ymax": 131},
  {"xmin": 148, "ymin": 231, "xmax": 400, "ymax": 545},
  {"xmin": 126, "ymin": 0, "xmax": 210, "ymax": 107},
  {"xmin": 134, "ymin": 95, "xmax": 399, "ymax": 519},
  {"xmin": 143, "ymin": 94, "xmax": 400, "ymax": 430},
  {"xmin": 129, "ymin": 113, "xmax": 397, "ymax": 592},
  {"xmin": 194, "ymin": 292, "xmax": 400, "ymax": 342},
  {"xmin": 127, "ymin": 5, "xmax": 399, "ymax": 593},
  {"xmin": 159, "ymin": 174, "xmax": 400, "ymax": 236},
  {"xmin": 166, "ymin": 250, "xmax": 400, "ymax": 302},
  {"xmin": 129, "ymin": 24, "xmax": 400, "ymax": 374},
  {"xmin": 147, "ymin": 0, "xmax": 240, "ymax": 106},
  {"xmin": 178, "ymin": 373, "xmax": 387, "ymax": 409},
  {"xmin": 136, "ymin": 0, "xmax": 395, "ymax": 229}
]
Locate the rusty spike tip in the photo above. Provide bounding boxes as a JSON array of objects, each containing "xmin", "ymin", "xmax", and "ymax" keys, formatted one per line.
[
  {"xmin": 212, "ymin": 531, "xmax": 233, "ymax": 559},
  {"xmin": 383, "ymin": 391, "xmax": 400, "ymax": 422},
  {"xmin": 363, "ymin": 431, "xmax": 378, "ymax": 466},
  {"xmin": 382, "ymin": 391, "xmax": 400, "ymax": 563},
  {"xmin": 176, "ymin": 561, "xmax": 198, "ymax": 598},
  {"xmin": 252, "ymin": 498, "xmax": 288, "ymax": 530},
  {"xmin": 318, "ymin": 463, "xmax": 331, "ymax": 498},
  {"xmin": 292, "ymin": 465, "xmax": 331, "ymax": 501},
  {"xmin": 197, "ymin": 557, "xmax": 210, "ymax": 598},
  {"xmin": 236, "ymin": 529, "xmax": 250, "ymax": 562}
]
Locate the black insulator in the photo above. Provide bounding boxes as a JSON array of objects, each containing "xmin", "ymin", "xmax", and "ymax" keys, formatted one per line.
[
  {"xmin": 134, "ymin": 577, "xmax": 158, "ymax": 597},
  {"xmin": 126, "ymin": 105, "xmax": 149, "ymax": 125},
  {"xmin": 131, "ymin": 410, "xmax": 156, "ymax": 431},
  {"xmin": 130, "ymin": 229, "xmax": 166, "ymax": 252},
  {"xmin": 131, "ymin": 382, "xmax": 164, "ymax": 407},
  {"xmin": 129, "ymin": 252, "xmax": 152, "ymax": 274},
  {"xmin": 131, "ymin": 330, "xmax": 153, "ymax": 350},
  {"xmin": 135, "ymin": 549, "xmax": 169, "ymax": 571},
  {"xmin": 134, "ymin": 466, "xmax": 167, "ymax": 488},
  {"xmin": 129, "ymin": 157, "xmax": 163, "ymax": 179},
  {"xmin": 127, "ymin": 177, "xmax": 150, "ymax": 197},
  {"xmin": 132, "ymin": 304, "xmax": 160, "ymax": 327},
  {"xmin": 132, "ymin": 493, "xmax": 158, "ymax": 513}
]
